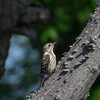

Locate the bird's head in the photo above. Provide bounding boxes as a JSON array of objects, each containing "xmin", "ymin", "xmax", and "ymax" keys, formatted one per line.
[{"xmin": 43, "ymin": 42, "xmax": 56, "ymax": 53}]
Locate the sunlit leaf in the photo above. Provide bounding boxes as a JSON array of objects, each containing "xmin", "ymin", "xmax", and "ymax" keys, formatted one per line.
[{"xmin": 41, "ymin": 26, "xmax": 59, "ymax": 43}]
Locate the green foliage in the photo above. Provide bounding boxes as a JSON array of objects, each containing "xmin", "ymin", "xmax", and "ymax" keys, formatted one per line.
[
  {"xmin": 33, "ymin": 0, "xmax": 97, "ymax": 44},
  {"xmin": 87, "ymin": 85, "xmax": 100, "ymax": 100},
  {"xmin": 41, "ymin": 26, "xmax": 59, "ymax": 43}
]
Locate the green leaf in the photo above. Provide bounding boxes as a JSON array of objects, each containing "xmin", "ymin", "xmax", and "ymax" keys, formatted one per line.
[{"xmin": 41, "ymin": 26, "xmax": 59, "ymax": 43}]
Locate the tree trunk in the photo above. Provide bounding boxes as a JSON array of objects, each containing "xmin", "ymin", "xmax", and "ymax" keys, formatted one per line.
[
  {"xmin": 0, "ymin": 0, "xmax": 50, "ymax": 79},
  {"xmin": 26, "ymin": 6, "xmax": 100, "ymax": 100}
]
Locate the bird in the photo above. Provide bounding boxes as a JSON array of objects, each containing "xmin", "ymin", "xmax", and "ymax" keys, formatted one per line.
[{"xmin": 41, "ymin": 42, "xmax": 57, "ymax": 87}]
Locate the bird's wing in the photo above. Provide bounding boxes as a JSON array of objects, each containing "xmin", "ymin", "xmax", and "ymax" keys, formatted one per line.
[
  {"xmin": 41, "ymin": 54, "xmax": 50, "ymax": 75},
  {"xmin": 40, "ymin": 54, "xmax": 50, "ymax": 86}
]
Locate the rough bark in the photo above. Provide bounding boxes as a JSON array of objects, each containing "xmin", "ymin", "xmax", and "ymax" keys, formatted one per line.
[
  {"xmin": 0, "ymin": 0, "xmax": 50, "ymax": 79},
  {"xmin": 26, "ymin": 6, "xmax": 100, "ymax": 100}
]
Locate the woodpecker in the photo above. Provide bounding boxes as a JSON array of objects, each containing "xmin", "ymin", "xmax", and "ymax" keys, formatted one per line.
[{"xmin": 41, "ymin": 42, "xmax": 56, "ymax": 86}]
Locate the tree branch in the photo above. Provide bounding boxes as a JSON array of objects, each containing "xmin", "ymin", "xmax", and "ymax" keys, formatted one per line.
[
  {"xmin": 26, "ymin": 6, "xmax": 100, "ymax": 100},
  {"xmin": 19, "ymin": 6, "xmax": 51, "ymax": 25}
]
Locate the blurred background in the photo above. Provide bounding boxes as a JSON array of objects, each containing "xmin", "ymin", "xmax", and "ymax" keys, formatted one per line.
[{"xmin": 0, "ymin": 0, "xmax": 100, "ymax": 100}]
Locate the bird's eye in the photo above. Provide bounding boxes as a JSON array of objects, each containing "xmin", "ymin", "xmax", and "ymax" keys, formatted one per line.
[{"xmin": 48, "ymin": 44, "xmax": 51, "ymax": 47}]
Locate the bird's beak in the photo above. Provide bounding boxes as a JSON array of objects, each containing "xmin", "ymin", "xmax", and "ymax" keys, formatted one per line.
[{"xmin": 53, "ymin": 42, "xmax": 57, "ymax": 45}]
